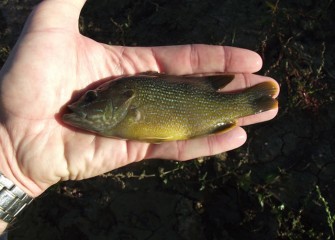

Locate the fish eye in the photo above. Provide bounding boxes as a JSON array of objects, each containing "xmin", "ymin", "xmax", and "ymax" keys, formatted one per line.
[{"xmin": 84, "ymin": 90, "xmax": 98, "ymax": 102}]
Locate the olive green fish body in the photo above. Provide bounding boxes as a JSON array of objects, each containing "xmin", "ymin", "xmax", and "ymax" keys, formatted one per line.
[{"xmin": 63, "ymin": 73, "xmax": 278, "ymax": 142}]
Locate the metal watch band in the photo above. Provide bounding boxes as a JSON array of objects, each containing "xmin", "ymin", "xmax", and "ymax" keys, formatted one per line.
[{"xmin": 0, "ymin": 172, "xmax": 33, "ymax": 223}]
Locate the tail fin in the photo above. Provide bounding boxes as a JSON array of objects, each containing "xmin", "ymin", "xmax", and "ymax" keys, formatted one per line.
[{"xmin": 245, "ymin": 81, "xmax": 278, "ymax": 114}]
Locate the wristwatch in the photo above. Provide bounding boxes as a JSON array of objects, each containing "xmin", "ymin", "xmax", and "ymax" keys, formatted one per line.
[{"xmin": 0, "ymin": 172, "xmax": 33, "ymax": 223}]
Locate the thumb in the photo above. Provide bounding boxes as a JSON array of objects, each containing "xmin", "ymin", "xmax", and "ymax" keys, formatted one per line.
[{"xmin": 23, "ymin": 0, "xmax": 86, "ymax": 33}]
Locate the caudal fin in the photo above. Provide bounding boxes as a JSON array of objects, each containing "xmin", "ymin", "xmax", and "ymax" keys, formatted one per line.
[{"xmin": 245, "ymin": 81, "xmax": 278, "ymax": 114}]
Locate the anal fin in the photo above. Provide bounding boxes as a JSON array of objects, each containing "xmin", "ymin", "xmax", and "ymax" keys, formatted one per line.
[
  {"xmin": 140, "ymin": 136, "xmax": 176, "ymax": 144},
  {"xmin": 210, "ymin": 121, "xmax": 237, "ymax": 135}
]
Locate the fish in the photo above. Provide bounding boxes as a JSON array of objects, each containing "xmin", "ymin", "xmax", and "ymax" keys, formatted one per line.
[{"xmin": 62, "ymin": 72, "xmax": 278, "ymax": 143}]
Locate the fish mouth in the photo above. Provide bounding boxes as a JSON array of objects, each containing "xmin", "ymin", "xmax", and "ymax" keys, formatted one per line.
[
  {"xmin": 67, "ymin": 104, "xmax": 88, "ymax": 118},
  {"xmin": 62, "ymin": 110, "xmax": 102, "ymax": 134},
  {"xmin": 62, "ymin": 105, "xmax": 88, "ymax": 126},
  {"xmin": 68, "ymin": 104, "xmax": 87, "ymax": 117},
  {"xmin": 62, "ymin": 112, "xmax": 83, "ymax": 125}
]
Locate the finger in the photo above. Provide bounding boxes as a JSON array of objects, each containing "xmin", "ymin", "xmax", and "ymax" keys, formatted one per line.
[
  {"xmin": 238, "ymin": 108, "xmax": 278, "ymax": 126},
  {"xmin": 145, "ymin": 127, "xmax": 247, "ymax": 161},
  {"xmin": 23, "ymin": 0, "xmax": 86, "ymax": 33},
  {"xmin": 107, "ymin": 44, "xmax": 262, "ymax": 75},
  {"xmin": 151, "ymin": 44, "xmax": 263, "ymax": 74}
]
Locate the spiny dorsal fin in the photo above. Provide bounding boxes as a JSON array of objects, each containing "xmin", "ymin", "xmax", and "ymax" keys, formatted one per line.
[
  {"xmin": 141, "ymin": 71, "xmax": 162, "ymax": 76},
  {"xmin": 139, "ymin": 72, "xmax": 235, "ymax": 90}
]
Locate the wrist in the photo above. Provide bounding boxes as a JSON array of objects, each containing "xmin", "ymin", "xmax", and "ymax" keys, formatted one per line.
[
  {"xmin": 0, "ymin": 129, "xmax": 42, "ymax": 198},
  {"xmin": 0, "ymin": 172, "xmax": 33, "ymax": 223},
  {"xmin": 0, "ymin": 160, "xmax": 41, "ymax": 199},
  {"xmin": 0, "ymin": 220, "xmax": 7, "ymax": 235},
  {"xmin": 0, "ymin": 165, "xmax": 37, "ymax": 199},
  {"xmin": 0, "ymin": 127, "xmax": 34, "ymax": 231}
]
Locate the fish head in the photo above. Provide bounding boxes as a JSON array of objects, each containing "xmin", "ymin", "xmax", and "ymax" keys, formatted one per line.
[
  {"xmin": 62, "ymin": 83, "xmax": 136, "ymax": 134},
  {"xmin": 62, "ymin": 89, "xmax": 112, "ymax": 133}
]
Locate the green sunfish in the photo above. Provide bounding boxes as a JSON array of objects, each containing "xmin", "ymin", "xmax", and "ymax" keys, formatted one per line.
[{"xmin": 62, "ymin": 73, "xmax": 278, "ymax": 142}]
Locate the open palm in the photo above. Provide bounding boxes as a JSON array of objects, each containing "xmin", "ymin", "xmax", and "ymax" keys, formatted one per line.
[{"xmin": 0, "ymin": 0, "xmax": 278, "ymax": 197}]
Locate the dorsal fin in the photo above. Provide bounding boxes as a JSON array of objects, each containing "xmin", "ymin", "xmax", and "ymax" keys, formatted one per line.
[
  {"xmin": 183, "ymin": 74, "xmax": 235, "ymax": 90},
  {"xmin": 203, "ymin": 75, "xmax": 235, "ymax": 90}
]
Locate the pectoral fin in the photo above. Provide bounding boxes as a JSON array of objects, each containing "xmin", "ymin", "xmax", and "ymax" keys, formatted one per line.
[{"xmin": 107, "ymin": 89, "xmax": 136, "ymax": 127}]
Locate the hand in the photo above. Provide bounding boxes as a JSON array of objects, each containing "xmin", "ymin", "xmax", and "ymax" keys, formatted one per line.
[{"xmin": 0, "ymin": 0, "xmax": 278, "ymax": 197}]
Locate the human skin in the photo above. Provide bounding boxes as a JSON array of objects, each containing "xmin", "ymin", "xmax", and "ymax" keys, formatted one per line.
[{"xmin": 0, "ymin": 0, "xmax": 278, "ymax": 232}]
